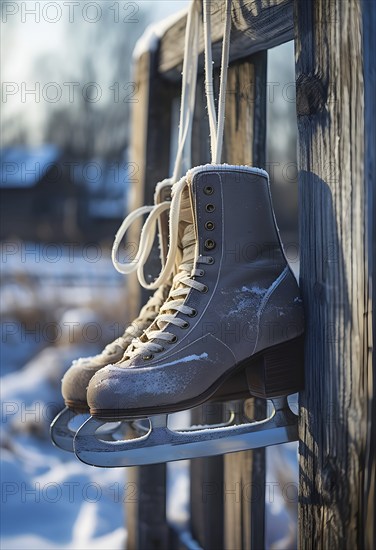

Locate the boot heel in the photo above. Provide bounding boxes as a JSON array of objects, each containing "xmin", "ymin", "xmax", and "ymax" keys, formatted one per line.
[{"xmin": 246, "ymin": 336, "xmax": 304, "ymax": 399}]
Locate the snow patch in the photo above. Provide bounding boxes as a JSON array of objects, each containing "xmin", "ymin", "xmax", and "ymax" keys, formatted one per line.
[
  {"xmin": 242, "ymin": 285, "xmax": 266, "ymax": 295},
  {"xmin": 159, "ymin": 352, "xmax": 208, "ymax": 368},
  {"xmin": 133, "ymin": 8, "xmax": 187, "ymax": 59}
]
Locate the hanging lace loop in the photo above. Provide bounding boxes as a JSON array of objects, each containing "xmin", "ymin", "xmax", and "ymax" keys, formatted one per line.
[
  {"xmin": 136, "ymin": 1, "xmax": 201, "ymax": 289},
  {"xmin": 112, "ymin": 204, "xmax": 156, "ymax": 275},
  {"xmin": 204, "ymin": 0, "xmax": 232, "ymax": 164},
  {"xmin": 203, "ymin": 0, "xmax": 217, "ymax": 159},
  {"xmin": 112, "ymin": 0, "xmax": 201, "ymax": 277},
  {"xmin": 136, "ymin": 176, "xmax": 187, "ymax": 289},
  {"xmin": 214, "ymin": 0, "xmax": 232, "ymax": 164},
  {"xmin": 137, "ymin": 0, "xmax": 232, "ymax": 291},
  {"xmin": 172, "ymin": 0, "xmax": 200, "ymax": 182}
]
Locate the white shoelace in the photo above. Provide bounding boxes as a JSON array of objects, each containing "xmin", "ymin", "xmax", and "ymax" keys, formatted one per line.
[
  {"xmin": 111, "ymin": 184, "xmax": 171, "ymax": 276},
  {"xmin": 204, "ymin": 0, "xmax": 232, "ymax": 163},
  {"xmin": 111, "ymin": 0, "xmax": 200, "ymax": 277},
  {"xmin": 124, "ymin": 0, "xmax": 233, "ymax": 359},
  {"xmin": 103, "ymin": 282, "xmax": 170, "ymax": 355}
]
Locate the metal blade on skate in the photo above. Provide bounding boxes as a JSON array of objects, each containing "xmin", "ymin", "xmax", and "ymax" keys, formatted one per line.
[
  {"xmin": 50, "ymin": 407, "xmax": 123, "ymax": 452},
  {"xmin": 50, "ymin": 408, "xmax": 86, "ymax": 452},
  {"xmin": 73, "ymin": 398, "xmax": 298, "ymax": 468}
]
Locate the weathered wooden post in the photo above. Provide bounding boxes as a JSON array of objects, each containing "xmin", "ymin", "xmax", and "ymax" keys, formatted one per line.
[
  {"xmin": 295, "ymin": 0, "xmax": 375, "ymax": 547},
  {"xmin": 222, "ymin": 52, "xmax": 267, "ymax": 550}
]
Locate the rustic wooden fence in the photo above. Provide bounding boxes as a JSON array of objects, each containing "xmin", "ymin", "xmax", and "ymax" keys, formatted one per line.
[{"xmin": 124, "ymin": 0, "xmax": 375, "ymax": 548}]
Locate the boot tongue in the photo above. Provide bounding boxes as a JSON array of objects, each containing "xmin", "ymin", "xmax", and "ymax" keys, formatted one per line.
[
  {"xmin": 122, "ymin": 180, "xmax": 197, "ymax": 359},
  {"xmin": 140, "ymin": 184, "xmax": 196, "ymax": 339},
  {"xmin": 157, "ymin": 186, "xmax": 195, "ymax": 319},
  {"xmin": 177, "ymin": 186, "xmax": 195, "ymax": 274}
]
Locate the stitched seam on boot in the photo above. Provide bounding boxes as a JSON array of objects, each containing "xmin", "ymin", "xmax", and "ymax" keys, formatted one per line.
[
  {"xmin": 252, "ymin": 266, "xmax": 289, "ymax": 354},
  {"xmin": 209, "ymin": 332, "xmax": 237, "ymax": 363}
]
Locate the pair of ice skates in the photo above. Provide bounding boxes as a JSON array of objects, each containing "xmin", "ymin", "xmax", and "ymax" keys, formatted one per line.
[
  {"xmin": 51, "ymin": 0, "xmax": 304, "ymax": 468},
  {"xmin": 51, "ymin": 163, "xmax": 304, "ymax": 467}
]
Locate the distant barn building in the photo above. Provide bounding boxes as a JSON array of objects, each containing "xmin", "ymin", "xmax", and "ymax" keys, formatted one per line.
[
  {"xmin": 0, "ymin": 145, "xmax": 128, "ymax": 243},
  {"xmin": 75, "ymin": 158, "xmax": 129, "ymax": 242}
]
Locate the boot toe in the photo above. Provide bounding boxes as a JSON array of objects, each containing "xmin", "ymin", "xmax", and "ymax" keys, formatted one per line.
[
  {"xmin": 86, "ymin": 340, "xmax": 233, "ymax": 414},
  {"xmin": 62, "ymin": 361, "xmax": 105, "ymax": 410},
  {"xmin": 86, "ymin": 365, "xmax": 133, "ymax": 412},
  {"xmin": 62, "ymin": 346, "xmax": 127, "ymax": 409}
]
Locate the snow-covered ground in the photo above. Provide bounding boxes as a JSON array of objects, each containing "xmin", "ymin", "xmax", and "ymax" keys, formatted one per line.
[
  {"xmin": 1, "ymin": 243, "xmax": 298, "ymax": 549},
  {"xmin": 1, "ymin": 245, "xmax": 127, "ymax": 549}
]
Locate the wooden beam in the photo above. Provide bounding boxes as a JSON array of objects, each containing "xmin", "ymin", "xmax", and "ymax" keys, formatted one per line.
[
  {"xmin": 124, "ymin": 50, "xmax": 151, "ymax": 324},
  {"xmin": 190, "ymin": 404, "xmax": 226, "ymax": 550},
  {"xmin": 295, "ymin": 0, "xmax": 375, "ymax": 547},
  {"xmin": 159, "ymin": 0, "xmax": 293, "ymax": 79},
  {"xmin": 127, "ymin": 48, "xmax": 179, "ymax": 317},
  {"xmin": 189, "ymin": 51, "xmax": 268, "ymax": 549},
  {"xmin": 222, "ymin": 52, "xmax": 267, "ymax": 550},
  {"xmin": 189, "ymin": 76, "xmax": 225, "ymax": 550}
]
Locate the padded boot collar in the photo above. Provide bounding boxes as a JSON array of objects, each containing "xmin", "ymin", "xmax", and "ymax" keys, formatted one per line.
[{"xmin": 186, "ymin": 163, "xmax": 269, "ymax": 181}]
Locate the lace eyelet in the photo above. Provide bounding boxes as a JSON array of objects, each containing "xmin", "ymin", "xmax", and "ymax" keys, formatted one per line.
[
  {"xmin": 170, "ymin": 335, "xmax": 178, "ymax": 344},
  {"xmin": 204, "ymin": 186, "xmax": 214, "ymax": 195},
  {"xmin": 188, "ymin": 309, "xmax": 198, "ymax": 317},
  {"xmin": 205, "ymin": 239, "xmax": 216, "ymax": 250},
  {"xmin": 206, "ymin": 204, "xmax": 215, "ymax": 213},
  {"xmin": 205, "ymin": 221, "xmax": 215, "ymax": 231},
  {"xmin": 143, "ymin": 354, "xmax": 154, "ymax": 360},
  {"xmin": 181, "ymin": 321, "xmax": 190, "ymax": 329},
  {"xmin": 207, "ymin": 256, "xmax": 215, "ymax": 264},
  {"xmin": 201, "ymin": 285, "xmax": 209, "ymax": 293}
]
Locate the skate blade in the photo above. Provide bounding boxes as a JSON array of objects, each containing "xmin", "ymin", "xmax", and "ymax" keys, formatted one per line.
[
  {"xmin": 50, "ymin": 407, "xmax": 123, "ymax": 452},
  {"xmin": 130, "ymin": 408, "xmax": 238, "ymax": 435},
  {"xmin": 73, "ymin": 397, "xmax": 298, "ymax": 468},
  {"xmin": 50, "ymin": 408, "xmax": 86, "ymax": 452}
]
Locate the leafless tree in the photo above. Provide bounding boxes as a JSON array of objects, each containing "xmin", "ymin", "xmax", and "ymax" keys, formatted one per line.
[{"xmin": 2, "ymin": 0, "xmax": 151, "ymax": 159}]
